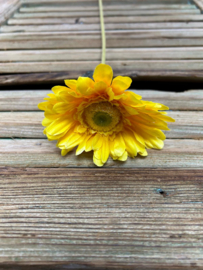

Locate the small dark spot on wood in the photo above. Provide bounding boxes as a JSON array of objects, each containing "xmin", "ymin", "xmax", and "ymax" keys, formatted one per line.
[
  {"xmin": 156, "ymin": 188, "xmax": 168, "ymax": 197},
  {"xmin": 75, "ymin": 18, "xmax": 80, "ymax": 24},
  {"xmin": 170, "ymin": 234, "xmax": 182, "ymax": 239},
  {"xmin": 191, "ymin": 263, "xmax": 197, "ymax": 266},
  {"xmin": 22, "ymin": 233, "xmax": 36, "ymax": 237},
  {"xmin": 36, "ymin": 143, "xmax": 42, "ymax": 146}
]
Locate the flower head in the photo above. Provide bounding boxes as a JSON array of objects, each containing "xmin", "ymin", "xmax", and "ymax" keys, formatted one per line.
[{"xmin": 38, "ymin": 64, "xmax": 175, "ymax": 167}]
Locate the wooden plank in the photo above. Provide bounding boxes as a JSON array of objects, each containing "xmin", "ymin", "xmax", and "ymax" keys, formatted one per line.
[
  {"xmin": 2, "ymin": 29, "xmax": 203, "ymax": 40},
  {"xmin": 2, "ymin": 70, "xmax": 203, "ymax": 85},
  {"xmin": 19, "ymin": 4, "xmax": 198, "ymax": 12},
  {"xmin": 20, "ymin": 0, "xmax": 191, "ymax": 3},
  {"xmin": 0, "ymin": 0, "xmax": 20, "ymax": 25},
  {"xmin": 0, "ymin": 111, "xmax": 201, "ymax": 139},
  {"xmin": 7, "ymin": 16, "xmax": 202, "ymax": 25},
  {"xmin": 10, "ymin": 9, "xmax": 200, "ymax": 21},
  {"xmin": 0, "ymin": 168, "xmax": 202, "ymax": 269},
  {"xmin": 0, "ymin": 139, "xmax": 202, "ymax": 168},
  {"xmin": 4, "ymin": 23, "xmax": 203, "ymax": 33},
  {"xmin": 1, "ymin": 90, "xmax": 202, "ymax": 111},
  {"xmin": 11, "ymin": 13, "xmax": 203, "ymax": 21},
  {"xmin": 1, "ymin": 48, "xmax": 203, "ymax": 62},
  {"xmin": 2, "ymin": 60, "xmax": 203, "ymax": 73},
  {"xmin": 2, "ymin": 22, "xmax": 203, "ymax": 36}
]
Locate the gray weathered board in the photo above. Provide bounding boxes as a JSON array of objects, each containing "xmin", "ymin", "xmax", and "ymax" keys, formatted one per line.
[
  {"xmin": 0, "ymin": 0, "xmax": 203, "ymax": 270},
  {"xmin": 1, "ymin": 0, "xmax": 203, "ymax": 84}
]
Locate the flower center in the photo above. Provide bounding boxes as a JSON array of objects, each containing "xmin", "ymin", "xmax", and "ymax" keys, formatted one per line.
[
  {"xmin": 83, "ymin": 101, "xmax": 121, "ymax": 132},
  {"xmin": 92, "ymin": 111, "xmax": 112, "ymax": 127}
]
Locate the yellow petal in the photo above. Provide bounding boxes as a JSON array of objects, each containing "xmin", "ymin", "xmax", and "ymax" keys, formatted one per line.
[
  {"xmin": 93, "ymin": 150, "xmax": 104, "ymax": 167},
  {"xmin": 139, "ymin": 149, "xmax": 148, "ymax": 156},
  {"xmin": 85, "ymin": 136, "xmax": 94, "ymax": 152},
  {"xmin": 92, "ymin": 133, "xmax": 103, "ymax": 150},
  {"xmin": 64, "ymin": 79, "xmax": 77, "ymax": 90},
  {"xmin": 111, "ymin": 133, "xmax": 125, "ymax": 158},
  {"xmin": 53, "ymin": 102, "xmax": 71, "ymax": 114},
  {"xmin": 122, "ymin": 130, "xmax": 138, "ymax": 158},
  {"xmin": 77, "ymin": 77, "xmax": 94, "ymax": 95},
  {"xmin": 76, "ymin": 135, "xmax": 90, "ymax": 155},
  {"xmin": 44, "ymin": 104, "xmax": 61, "ymax": 120},
  {"xmin": 46, "ymin": 130, "xmax": 67, "ymax": 141},
  {"xmin": 101, "ymin": 137, "xmax": 109, "ymax": 164},
  {"xmin": 46, "ymin": 116, "xmax": 73, "ymax": 136},
  {"xmin": 42, "ymin": 117, "xmax": 52, "ymax": 127},
  {"xmin": 74, "ymin": 125, "xmax": 87, "ymax": 133},
  {"xmin": 145, "ymin": 137, "xmax": 164, "ymax": 150},
  {"xmin": 61, "ymin": 148, "xmax": 74, "ymax": 156},
  {"xmin": 118, "ymin": 150, "xmax": 128, "ymax": 161},
  {"xmin": 93, "ymin": 64, "xmax": 113, "ymax": 86},
  {"xmin": 38, "ymin": 102, "xmax": 48, "ymax": 111},
  {"xmin": 112, "ymin": 76, "xmax": 132, "ymax": 94},
  {"xmin": 52, "ymin": 86, "xmax": 69, "ymax": 94},
  {"xmin": 56, "ymin": 91, "xmax": 76, "ymax": 103},
  {"xmin": 94, "ymin": 81, "xmax": 108, "ymax": 94}
]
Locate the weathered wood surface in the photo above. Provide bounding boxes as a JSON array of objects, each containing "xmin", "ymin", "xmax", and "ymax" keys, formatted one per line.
[
  {"xmin": 2, "ymin": 70, "xmax": 203, "ymax": 86},
  {"xmin": 4, "ymin": 60, "xmax": 203, "ymax": 74},
  {"xmin": 0, "ymin": 0, "xmax": 203, "ymax": 81},
  {"xmin": 20, "ymin": 0, "xmax": 192, "ymax": 3},
  {"xmin": 19, "ymin": 4, "xmax": 198, "ymax": 12},
  {"xmin": 0, "ymin": 1, "xmax": 203, "ymax": 269},
  {"xmin": 11, "ymin": 9, "xmax": 200, "ymax": 19},
  {"xmin": 4, "ymin": 31, "xmax": 203, "ymax": 50},
  {"xmin": 2, "ymin": 48, "xmax": 203, "ymax": 62},
  {"xmin": 0, "ymin": 168, "xmax": 202, "ymax": 269},
  {"xmin": 6, "ymin": 21, "xmax": 203, "ymax": 28}
]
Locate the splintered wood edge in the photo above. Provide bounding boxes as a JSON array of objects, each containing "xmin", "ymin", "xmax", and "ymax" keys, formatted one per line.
[
  {"xmin": 193, "ymin": 0, "xmax": 203, "ymax": 11},
  {"xmin": 0, "ymin": 0, "xmax": 21, "ymax": 25}
]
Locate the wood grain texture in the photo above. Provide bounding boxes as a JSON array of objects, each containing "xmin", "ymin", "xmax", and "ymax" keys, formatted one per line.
[
  {"xmin": 10, "ymin": 9, "xmax": 200, "ymax": 20},
  {"xmin": 8, "ymin": 14, "xmax": 203, "ymax": 22},
  {"xmin": 19, "ymin": 4, "xmax": 198, "ymax": 13},
  {"xmin": 0, "ymin": 168, "xmax": 202, "ymax": 269},
  {"xmin": 0, "ymin": 139, "xmax": 202, "ymax": 168},
  {"xmin": 1, "ymin": 89, "xmax": 202, "ymax": 111},
  {"xmin": 2, "ymin": 60, "xmax": 203, "ymax": 74},
  {"xmin": 3, "ymin": 48, "xmax": 203, "ymax": 62},
  {"xmin": 5, "ymin": 23, "xmax": 203, "ymax": 33},
  {"xmin": 8, "ymin": 19, "xmax": 203, "ymax": 26},
  {"xmin": 3, "ymin": 31, "xmax": 203, "ymax": 50},
  {"xmin": 19, "ymin": 0, "xmax": 194, "ymax": 4},
  {"xmin": 0, "ymin": 1, "xmax": 203, "ymax": 269},
  {"xmin": 2, "ymin": 70, "xmax": 203, "ymax": 85}
]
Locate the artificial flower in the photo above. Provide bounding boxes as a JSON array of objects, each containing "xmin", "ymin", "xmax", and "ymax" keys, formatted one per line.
[{"xmin": 38, "ymin": 64, "xmax": 175, "ymax": 167}]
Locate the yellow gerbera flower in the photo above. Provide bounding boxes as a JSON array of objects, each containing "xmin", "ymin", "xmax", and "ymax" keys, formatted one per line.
[{"xmin": 38, "ymin": 64, "xmax": 175, "ymax": 167}]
